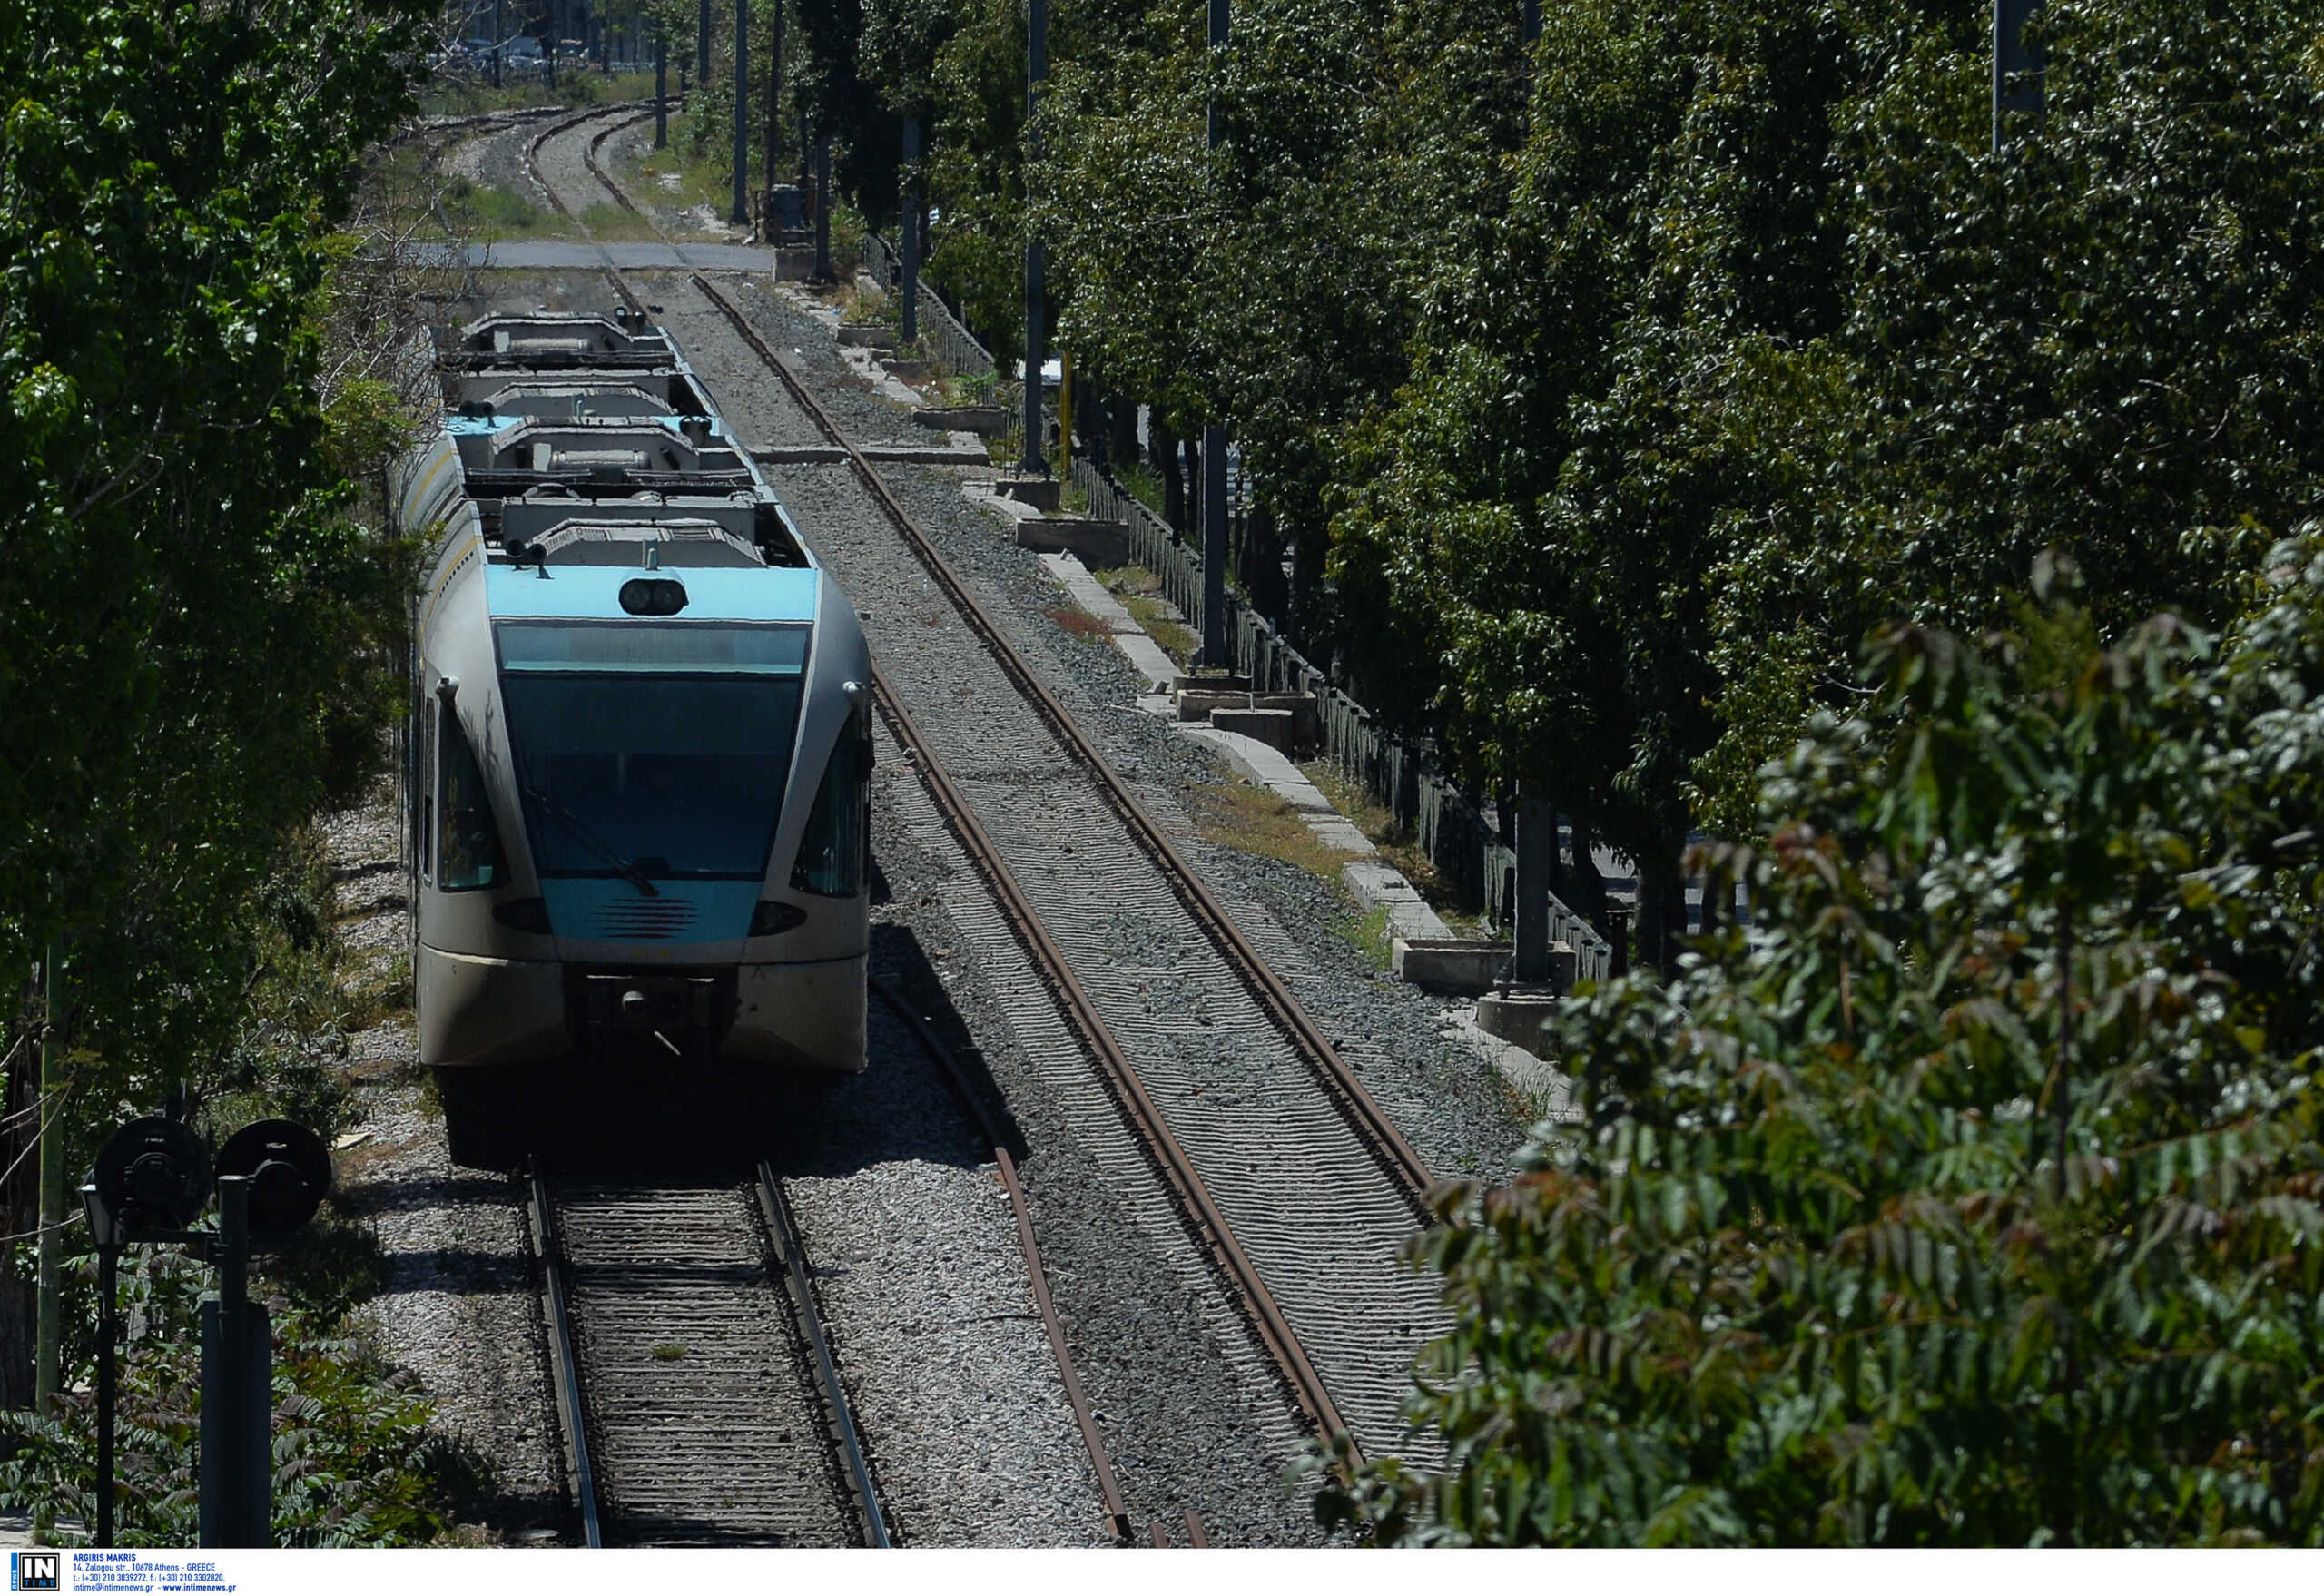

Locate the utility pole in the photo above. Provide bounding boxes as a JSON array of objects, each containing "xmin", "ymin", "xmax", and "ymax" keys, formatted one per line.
[
  {"xmin": 655, "ymin": 26, "xmax": 668, "ymax": 146},
  {"xmin": 1994, "ymin": 0, "xmax": 2044, "ymax": 150},
  {"xmin": 1019, "ymin": 0, "xmax": 1048, "ymax": 475},
  {"xmin": 732, "ymin": 0, "xmax": 750, "ymax": 225},
  {"xmin": 698, "ymin": 0, "xmax": 711, "ymax": 86},
  {"xmin": 491, "ymin": 0, "xmax": 503, "ymax": 85},
  {"xmin": 900, "ymin": 115, "xmax": 921, "ymax": 344},
  {"xmin": 33, "ymin": 942, "xmax": 64, "ymax": 1424},
  {"xmin": 1198, "ymin": 0, "xmax": 1228, "ymax": 665},
  {"xmin": 764, "ymin": 0, "xmax": 785, "ymax": 213},
  {"xmin": 1521, "ymin": 0, "xmax": 1539, "ymax": 43}
]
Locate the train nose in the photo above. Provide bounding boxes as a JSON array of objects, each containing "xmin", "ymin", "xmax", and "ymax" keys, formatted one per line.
[{"xmin": 619, "ymin": 987, "xmax": 684, "ymax": 1027}]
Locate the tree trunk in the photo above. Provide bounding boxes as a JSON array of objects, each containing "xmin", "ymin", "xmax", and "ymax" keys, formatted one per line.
[
  {"xmin": 1182, "ymin": 434, "xmax": 1202, "ymax": 543},
  {"xmin": 1152, "ymin": 416, "xmax": 1183, "ymax": 531},
  {"xmin": 1109, "ymin": 394, "xmax": 1138, "ymax": 468},
  {"xmin": 1567, "ymin": 819, "xmax": 1609, "ymax": 932}
]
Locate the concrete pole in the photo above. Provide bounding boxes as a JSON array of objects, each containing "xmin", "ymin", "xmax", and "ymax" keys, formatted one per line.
[
  {"xmin": 1513, "ymin": 796, "xmax": 1552, "ymax": 983},
  {"xmin": 815, "ymin": 138, "xmax": 833, "ymax": 281},
  {"xmin": 655, "ymin": 30, "xmax": 668, "ymax": 146},
  {"xmin": 764, "ymin": 0, "xmax": 784, "ymax": 217},
  {"xmin": 1059, "ymin": 352, "xmax": 1073, "ymax": 480},
  {"xmin": 491, "ymin": 0, "xmax": 503, "ymax": 85},
  {"xmin": 1198, "ymin": 0, "xmax": 1228, "ymax": 665},
  {"xmin": 1019, "ymin": 0, "xmax": 1048, "ymax": 475},
  {"xmin": 731, "ymin": 0, "xmax": 750, "ymax": 224},
  {"xmin": 33, "ymin": 941, "xmax": 64, "ymax": 1419},
  {"xmin": 900, "ymin": 115, "xmax": 921, "ymax": 343},
  {"xmin": 1521, "ymin": 0, "xmax": 1539, "ymax": 43},
  {"xmin": 698, "ymin": 0, "xmax": 711, "ymax": 85},
  {"xmin": 1994, "ymin": 0, "xmax": 2044, "ymax": 150}
]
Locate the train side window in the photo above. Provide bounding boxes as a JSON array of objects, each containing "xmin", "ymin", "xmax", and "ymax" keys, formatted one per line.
[
  {"xmin": 437, "ymin": 702, "xmax": 507, "ymax": 892},
  {"xmin": 790, "ymin": 721, "xmax": 869, "ymax": 897},
  {"xmin": 418, "ymin": 696, "xmax": 436, "ymax": 886}
]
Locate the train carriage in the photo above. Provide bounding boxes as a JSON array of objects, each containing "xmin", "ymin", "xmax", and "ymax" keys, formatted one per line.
[{"xmin": 392, "ymin": 310, "xmax": 871, "ymax": 1150}]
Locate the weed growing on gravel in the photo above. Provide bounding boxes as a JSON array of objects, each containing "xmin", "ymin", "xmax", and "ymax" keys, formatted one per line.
[
  {"xmin": 1344, "ymin": 905, "xmax": 1395, "ymax": 970},
  {"xmin": 1045, "ymin": 605, "xmax": 1110, "ymax": 641},
  {"xmin": 1187, "ymin": 773, "xmax": 1349, "ymax": 883}
]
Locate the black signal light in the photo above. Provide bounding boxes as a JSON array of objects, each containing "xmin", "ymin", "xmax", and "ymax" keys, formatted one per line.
[{"xmin": 619, "ymin": 577, "xmax": 688, "ymax": 616}]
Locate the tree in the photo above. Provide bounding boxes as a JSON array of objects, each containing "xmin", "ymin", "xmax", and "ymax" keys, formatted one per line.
[
  {"xmin": 0, "ymin": 0, "xmax": 429, "ymax": 1392},
  {"xmin": 1324, "ymin": 536, "xmax": 2324, "ymax": 1544}
]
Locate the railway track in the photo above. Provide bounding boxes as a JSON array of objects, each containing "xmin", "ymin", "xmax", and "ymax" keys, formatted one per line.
[
  {"xmin": 527, "ymin": 1165, "xmax": 889, "ymax": 1546},
  {"xmin": 530, "ymin": 111, "xmax": 1450, "ymax": 1465}
]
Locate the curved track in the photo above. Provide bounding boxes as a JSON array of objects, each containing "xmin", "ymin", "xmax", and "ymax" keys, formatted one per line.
[{"xmin": 560, "ymin": 144, "xmax": 1448, "ymax": 1465}]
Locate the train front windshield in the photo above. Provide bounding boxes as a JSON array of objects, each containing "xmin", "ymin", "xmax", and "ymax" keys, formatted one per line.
[{"xmin": 496, "ymin": 620, "xmax": 809, "ymax": 882}]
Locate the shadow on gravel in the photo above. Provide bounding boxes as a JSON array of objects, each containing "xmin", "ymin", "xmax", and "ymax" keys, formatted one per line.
[{"xmin": 443, "ymin": 921, "xmax": 1028, "ymax": 1186}]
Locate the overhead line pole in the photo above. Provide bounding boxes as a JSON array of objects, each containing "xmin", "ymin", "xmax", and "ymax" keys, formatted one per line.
[
  {"xmin": 1019, "ymin": 0, "xmax": 1048, "ymax": 475},
  {"xmin": 765, "ymin": 0, "xmax": 785, "ymax": 223},
  {"xmin": 732, "ymin": 0, "xmax": 750, "ymax": 224},
  {"xmin": 1198, "ymin": 0, "xmax": 1227, "ymax": 665},
  {"xmin": 901, "ymin": 114, "xmax": 921, "ymax": 345},
  {"xmin": 1993, "ymin": 0, "xmax": 2045, "ymax": 150},
  {"xmin": 697, "ymin": 0, "xmax": 711, "ymax": 85}
]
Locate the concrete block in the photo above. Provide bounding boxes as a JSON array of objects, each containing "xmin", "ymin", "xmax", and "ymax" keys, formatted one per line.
[
  {"xmin": 882, "ymin": 358, "xmax": 931, "ymax": 382},
  {"xmin": 1476, "ymin": 984, "xmax": 1561, "ymax": 1056},
  {"xmin": 915, "ymin": 405, "xmax": 1007, "ymax": 435},
  {"xmin": 1210, "ymin": 706, "xmax": 1294, "ymax": 749},
  {"xmin": 837, "ymin": 324, "xmax": 893, "ymax": 347},
  {"xmin": 772, "ymin": 245, "xmax": 821, "ymax": 281},
  {"xmin": 1251, "ymin": 691, "xmax": 1317, "ymax": 742},
  {"xmin": 998, "ymin": 477, "xmax": 1061, "ymax": 511},
  {"xmin": 1011, "ymin": 517, "xmax": 1128, "ymax": 569},
  {"xmin": 1305, "ymin": 817, "xmax": 1377, "ymax": 857},
  {"xmin": 1176, "ymin": 689, "xmax": 1247, "ymax": 723},
  {"xmin": 1393, "ymin": 939, "xmax": 1511, "ymax": 995}
]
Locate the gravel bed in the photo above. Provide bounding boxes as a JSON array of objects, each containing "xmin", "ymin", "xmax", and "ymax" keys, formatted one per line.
[
  {"xmin": 866, "ymin": 462, "xmax": 1536, "ymax": 1187},
  {"xmin": 778, "ymin": 951, "xmax": 1112, "ymax": 1548},
  {"xmin": 320, "ymin": 785, "xmax": 566, "ymax": 1544},
  {"xmin": 864, "ymin": 724, "xmax": 1323, "ymax": 1546}
]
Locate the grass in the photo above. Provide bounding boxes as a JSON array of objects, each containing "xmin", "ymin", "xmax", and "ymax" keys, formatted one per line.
[
  {"xmin": 1114, "ymin": 458, "xmax": 1167, "ymax": 516},
  {"xmin": 1046, "ymin": 605, "xmax": 1111, "ymax": 641},
  {"xmin": 1344, "ymin": 904, "xmax": 1397, "ymax": 970},
  {"xmin": 622, "ymin": 113, "xmax": 744, "ymax": 229},
  {"xmin": 1186, "ymin": 776, "xmax": 1352, "ymax": 883},
  {"xmin": 1304, "ymin": 759, "xmax": 1491, "ymax": 937},
  {"xmin": 1093, "ymin": 565, "xmax": 1198, "ymax": 665},
  {"xmin": 841, "ymin": 281, "xmax": 891, "ymax": 325},
  {"xmin": 651, "ymin": 1344, "xmax": 688, "ymax": 1362}
]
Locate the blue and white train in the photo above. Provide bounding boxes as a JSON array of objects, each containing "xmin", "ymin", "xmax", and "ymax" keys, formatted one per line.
[{"xmin": 391, "ymin": 310, "xmax": 869, "ymax": 1152}]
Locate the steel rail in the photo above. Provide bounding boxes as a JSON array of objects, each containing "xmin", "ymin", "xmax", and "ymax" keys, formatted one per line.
[
  {"xmin": 686, "ymin": 272, "xmax": 1436, "ymax": 1209},
  {"xmin": 526, "ymin": 1168, "xmax": 605, "ymax": 1548},
  {"xmin": 753, "ymin": 1162, "xmax": 892, "ymax": 1549},
  {"xmin": 871, "ymin": 973, "xmax": 1137, "ymax": 1543},
  {"xmin": 865, "ymin": 668, "xmax": 1354, "ymax": 1448},
  {"xmin": 564, "ymin": 146, "xmax": 1413, "ymax": 1454},
  {"xmin": 519, "ymin": 101, "xmax": 655, "ymax": 226}
]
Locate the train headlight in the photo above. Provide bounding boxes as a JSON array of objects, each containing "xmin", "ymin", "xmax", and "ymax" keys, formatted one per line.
[
  {"xmin": 494, "ymin": 896, "xmax": 552, "ymax": 933},
  {"xmin": 749, "ymin": 901, "xmax": 806, "ymax": 937},
  {"xmin": 619, "ymin": 577, "xmax": 688, "ymax": 616}
]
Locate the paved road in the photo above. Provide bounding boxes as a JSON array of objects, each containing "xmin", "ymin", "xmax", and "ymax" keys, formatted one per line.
[{"xmin": 419, "ymin": 241, "xmax": 774, "ymax": 271}]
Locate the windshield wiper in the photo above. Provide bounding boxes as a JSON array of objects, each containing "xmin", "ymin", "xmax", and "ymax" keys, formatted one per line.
[{"xmin": 522, "ymin": 785, "xmax": 660, "ymax": 897}]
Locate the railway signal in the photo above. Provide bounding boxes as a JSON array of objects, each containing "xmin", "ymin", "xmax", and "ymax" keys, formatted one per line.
[{"xmin": 82, "ymin": 1114, "xmax": 332, "ymax": 1549}]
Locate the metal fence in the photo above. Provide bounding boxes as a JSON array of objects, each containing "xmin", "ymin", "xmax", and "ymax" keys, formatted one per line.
[{"xmin": 860, "ymin": 232, "xmax": 995, "ymax": 379}]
